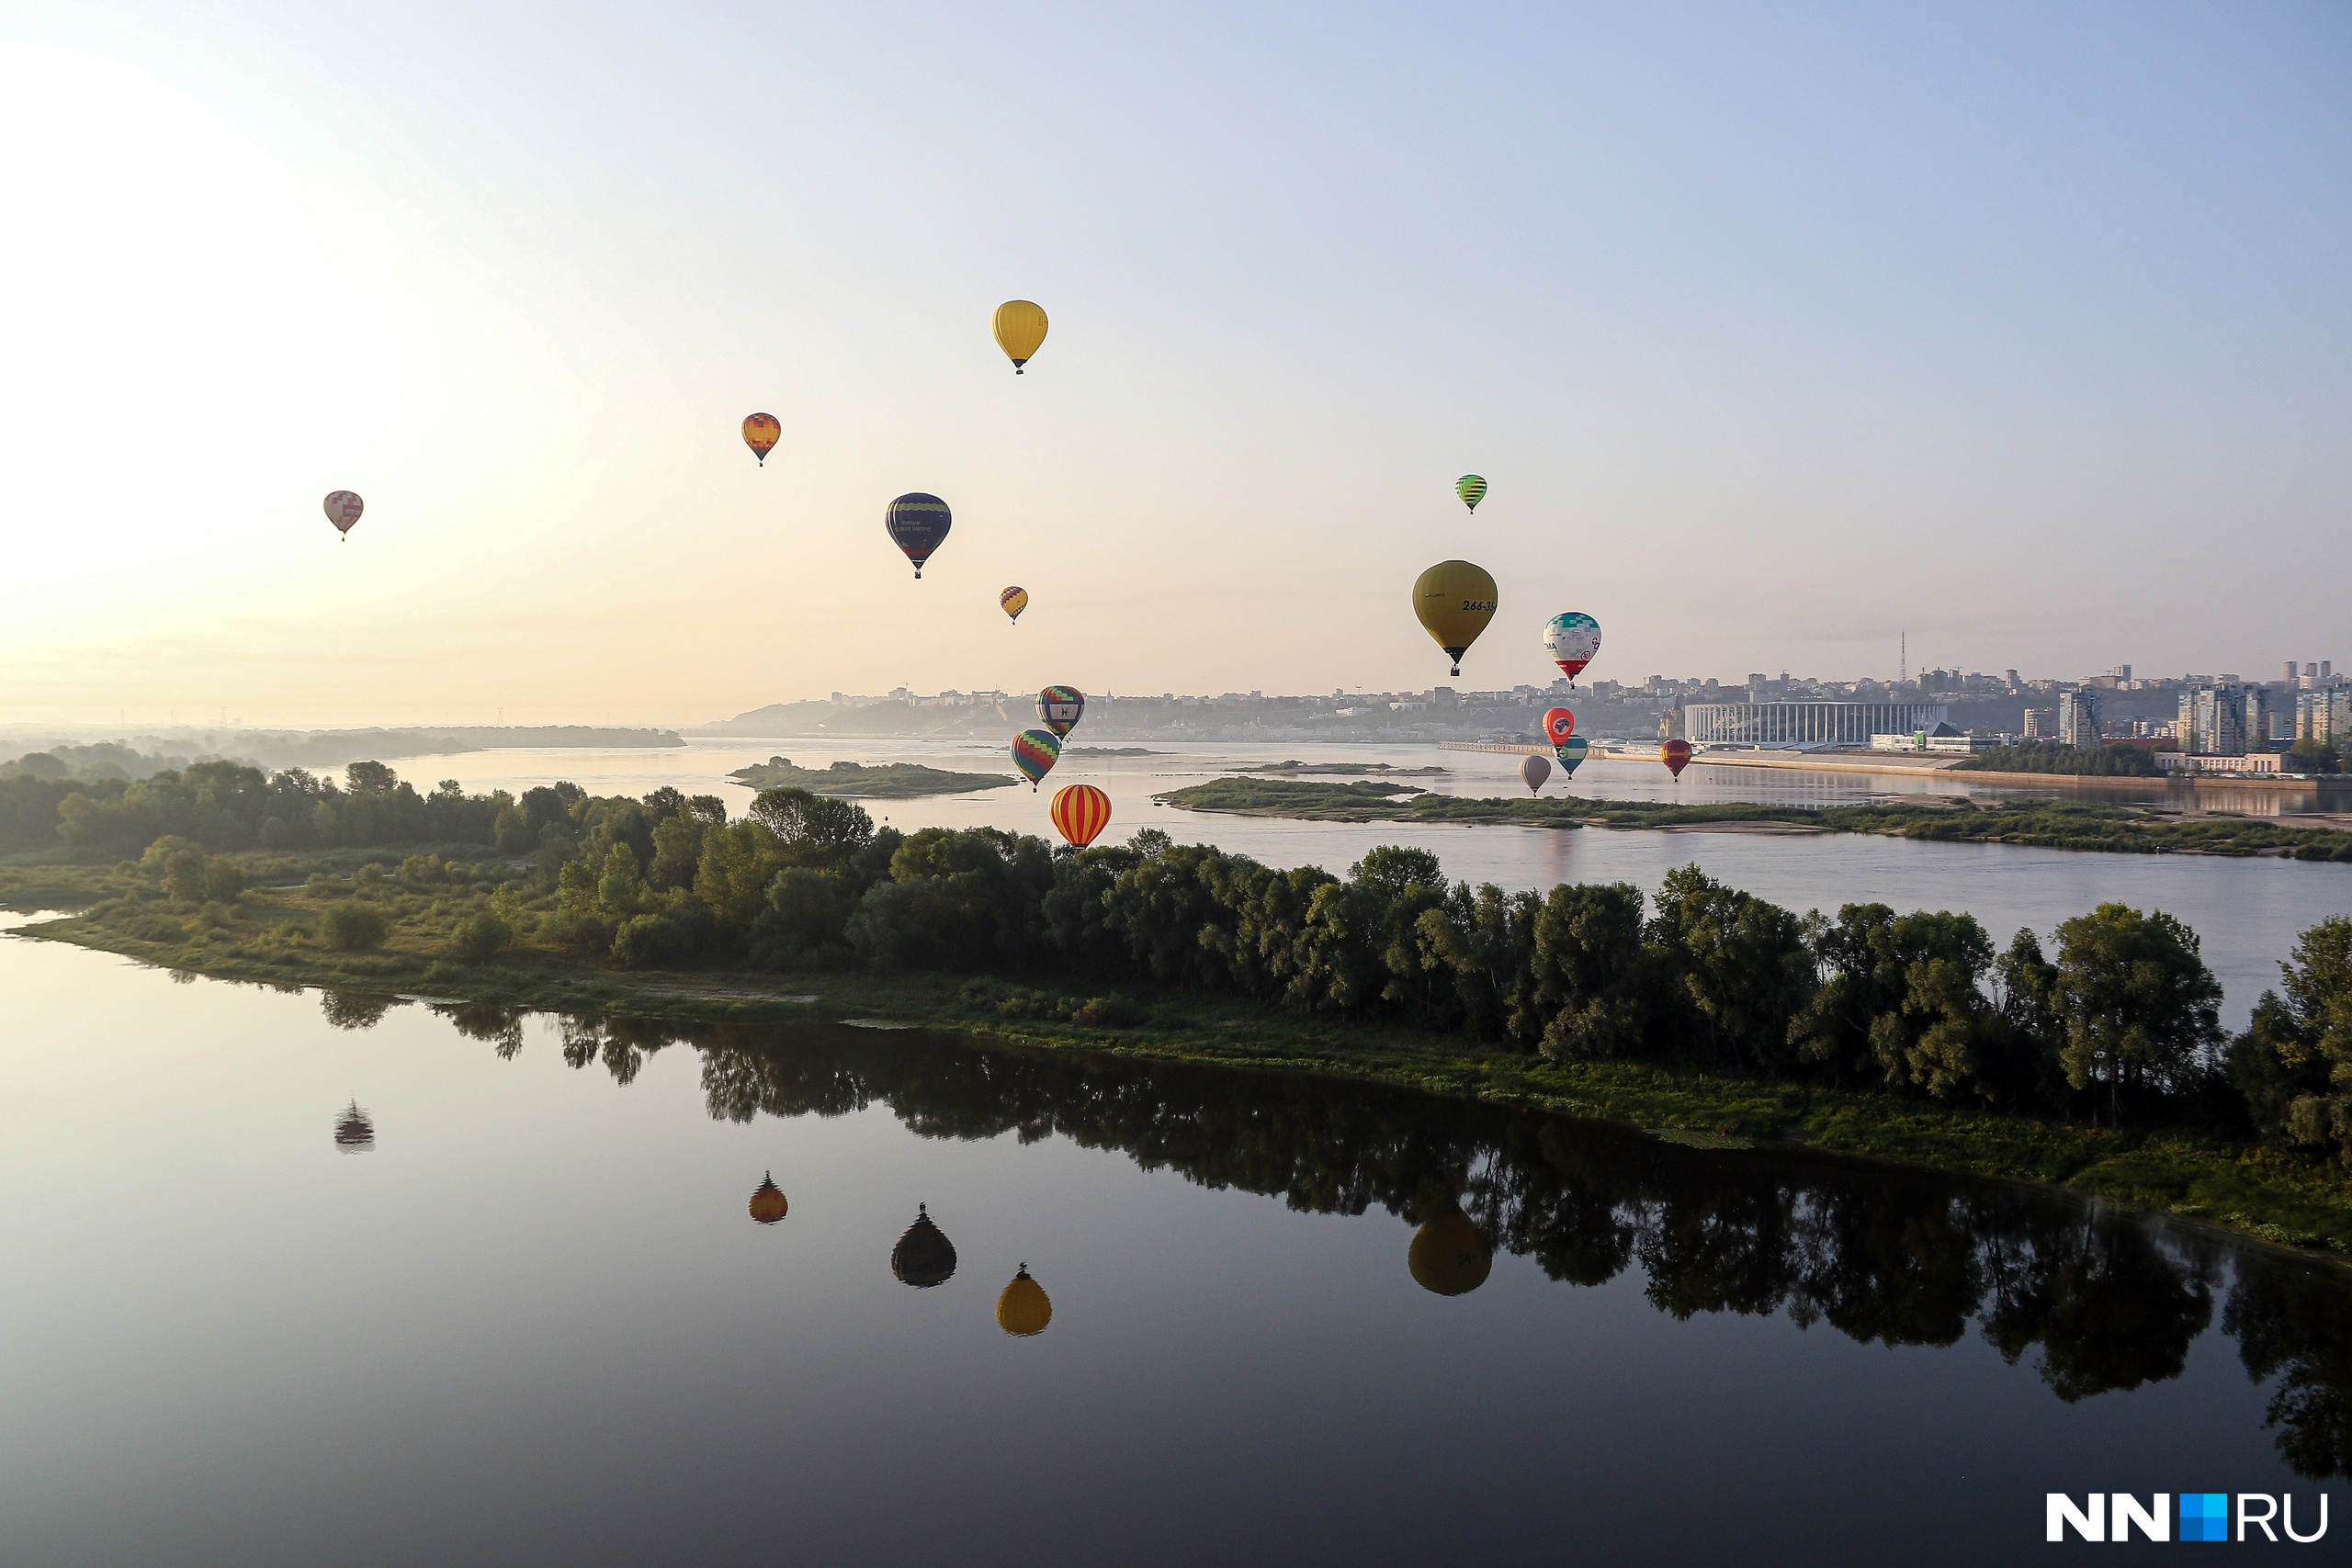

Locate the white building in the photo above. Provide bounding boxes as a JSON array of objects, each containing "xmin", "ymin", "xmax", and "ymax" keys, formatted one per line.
[{"xmin": 1685, "ymin": 701, "xmax": 1948, "ymax": 747}]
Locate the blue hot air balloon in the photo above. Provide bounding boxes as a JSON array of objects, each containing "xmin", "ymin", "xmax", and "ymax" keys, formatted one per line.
[{"xmin": 886, "ymin": 493, "xmax": 952, "ymax": 578}]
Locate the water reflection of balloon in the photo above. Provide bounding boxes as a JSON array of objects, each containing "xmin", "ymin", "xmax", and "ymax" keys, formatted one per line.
[
  {"xmin": 1411, "ymin": 560, "xmax": 1498, "ymax": 678},
  {"xmin": 1661, "ymin": 739, "xmax": 1692, "ymax": 780},
  {"xmin": 885, "ymin": 492, "xmax": 953, "ymax": 578},
  {"xmin": 741, "ymin": 413, "xmax": 780, "ymax": 466},
  {"xmin": 1036, "ymin": 685, "xmax": 1085, "ymax": 738},
  {"xmin": 1543, "ymin": 613, "xmax": 1601, "ymax": 684},
  {"xmin": 323, "ymin": 491, "xmax": 363, "ymax": 541},
  {"xmin": 1012, "ymin": 729, "xmax": 1061, "ymax": 791},
  {"xmin": 748, "ymin": 1171, "xmax": 788, "ymax": 1225},
  {"xmin": 892, "ymin": 1203, "xmax": 957, "ymax": 1287},
  {"xmin": 1543, "ymin": 707, "xmax": 1575, "ymax": 747},
  {"xmin": 1000, "ymin": 587, "xmax": 1029, "ymax": 624},
  {"xmin": 996, "ymin": 1264, "xmax": 1053, "ymax": 1336},
  {"xmin": 992, "ymin": 299, "xmax": 1048, "ymax": 373},
  {"xmin": 334, "ymin": 1099, "xmax": 375, "ymax": 1153},
  {"xmin": 1555, "ymin": 734, "xmax": 1589, "ymax": 776},
  {"xmin": 1050, "ymin": 784, "xmax": 1111, "ymax": 848},
  {"xmin": 1456, "ymin": 474, "xmax": 1487, "ymax": 513},
  {"xmin": 1519, "ymin": 754, "xmax": 1550, "ymax": 795},
  {"xmin": 1408, "ymin": 1203, "xmax": 1491, "ymax": 1296}
]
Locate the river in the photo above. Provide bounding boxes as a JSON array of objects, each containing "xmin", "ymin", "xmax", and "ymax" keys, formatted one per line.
[
  {"xmin": 0, "ymin": 926, "xmax": 2340, "ymax": 1564},
  {"xmin": 380, "ymin": 738, "xmax": 2350, "ymax": 1026}
]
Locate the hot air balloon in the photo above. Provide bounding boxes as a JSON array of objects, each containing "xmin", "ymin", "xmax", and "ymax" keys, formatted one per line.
[
  {"xmin": 1408, "ymin": 1202, "xmax": 1492, "ymax": 1297},
  {"xmin": 1036, "ymin": 685, "xmax": 1085, "ymax": 738},
  {"xmin": 993, "ymin": 300, "xmax": 1048, "ymax": 373},
  {"xmin": 748, "ymin": 1172, "xmax": 788, "ymax": 1225},
  {"xmin": 1543, "ymin": 612, "xmax": 1602, "ymax": 684},
  {"xmin": 1661, "ymin": 739, "xmax": 1692, "ymax": 780},
  {"xmin": 885, "ymin": 492, "xmax": 952, "ymax": 578},
  {"xmin": 1050, "ymin": 784, "xmax": 1111, "ymax": 848},
  {"xmin": 1411, "ymin": 560, "xmax": 1498, "ymax": 678},
  {"xmin": 891, "ymin": 1203, "xmax": 957, "ymax": 1288},
  {"xmin": 323, "ymin": 491, "xmax": 363, "ymax": 541},
  {"xmin": 1000, "ymin": 586, "xmax": 1029, "ymax": 624},
  {"xmin": 333, "ymin": 1099, "xmax": 374, "ymax": 1152},
  {"xmin": 1519, "ymin": 753, "xmax": 1551, "ymax": 795},
  {"xmin": 996, "ymin": 1265, "xmax": 1052, "ymax": 1337},
  {"xmin": 1554, "ymin": 734, "xmax": 1590, "ymax": 776},
  {"xmin": 1542, "ymin": 707, "xmax": 1576, "ymax": 748},
  {"xmin": 1456, "ymin": 474, "xmax": 1487, "ymax": 513},
  {"xmin": 1012, "ymin": 728, "xmax": 1061, "ymax": 790},
  {"xmin": 741, "ymin": 413, "xmax": 780, "ymax": 466}
]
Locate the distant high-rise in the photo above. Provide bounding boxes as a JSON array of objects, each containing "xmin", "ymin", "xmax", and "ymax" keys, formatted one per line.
[
  {"xmin": 2181, "ymin": 685, "xmax": 2252, "ymax": 757},
  {"xmin": 2057, "ymin": 688, "xmax": 2101, "ymax": 749},
  {"xmin": 2287, "ymin": 660, "xmax": 2300, "ymax": 682},
  {"xmin": 2021, "ymin": 708, "xmax": 2054, "ymax": 739}
]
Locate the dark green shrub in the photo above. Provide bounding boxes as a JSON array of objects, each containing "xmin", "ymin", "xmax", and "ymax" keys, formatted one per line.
[{"xmin": 319, "ymin": 901, "xmax": 389, "ymax": 951}]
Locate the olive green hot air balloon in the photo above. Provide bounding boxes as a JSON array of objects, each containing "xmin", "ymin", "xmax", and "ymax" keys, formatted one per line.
[{"xmin": 1411, "ymin": 560, "xmax": 1498, "ymax": 678}]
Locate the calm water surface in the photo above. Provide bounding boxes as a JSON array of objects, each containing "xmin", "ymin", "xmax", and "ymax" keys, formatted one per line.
[
  {"xmin": 1, "ymin": 929, "xmax": 2345, "ymax": 1565},
  {"xmin": 393, "ymin": 739, "xmax": 2350, "ymax": 1025}
]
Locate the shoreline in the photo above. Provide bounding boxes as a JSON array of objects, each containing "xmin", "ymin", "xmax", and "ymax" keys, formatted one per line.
[{"xmin": 7, "ymin": 894, "xmax": 2347, "ymax": 1264}]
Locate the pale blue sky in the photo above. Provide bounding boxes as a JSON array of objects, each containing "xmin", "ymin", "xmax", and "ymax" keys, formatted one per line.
[{"xmin": 2, "ymin": 3, "xmax": 2346, "ymax": 722}]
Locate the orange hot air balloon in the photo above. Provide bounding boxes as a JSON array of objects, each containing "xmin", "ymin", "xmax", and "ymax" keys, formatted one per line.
[
  {"xmin": 1050, "ymin": 784, "xmax": 1111, "ymax": 848},
  {"xmin": 748, "ymin": 1172, "xmax": 787, "ymax": 1224},
  {"xmin": 1543, "ymin": 707, "xmax": 1575, "ymax": 748},
  {"xmin": 1661, "ymin": 739, "xmax": 1692, "ymax": 780},
  {"xmin": 741, "ymin": 413, "xmax": 780, "ymax": 465}
]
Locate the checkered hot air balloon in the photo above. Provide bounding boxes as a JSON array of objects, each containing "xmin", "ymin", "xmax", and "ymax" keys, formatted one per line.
[
  {"xmin": 1036, "ymin": 685, "xmax": 1085, "ymax": 738},
  {"xmin": 742, "ymin": 413, "xmax": 780, "ymax": 465},
  {"xmin": 1011, "ymin": 728, "xmax": 1061, "ymax": 791},
  {"xmin": 323, "ymin": 491, "xmax": 363, "ymax": 540},
  {"xmin": 1543, "ymin": 613, "xmax": 1601, "ymax": 684},
  {"xmin": 1050, "ymin": 784, "xmax": 1111, "ymax": 848},
  {"xmin": 1001, "ymin": 587, "xmax": 1028, "ymax": 624}
]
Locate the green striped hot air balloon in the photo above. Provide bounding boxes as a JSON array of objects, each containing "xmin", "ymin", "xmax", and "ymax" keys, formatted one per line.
[{"xmin": 1456, "ymin": 475, "xmax": 1487, "ymax": 513}]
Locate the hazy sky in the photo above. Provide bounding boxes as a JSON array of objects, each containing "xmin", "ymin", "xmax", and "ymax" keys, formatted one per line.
[{"xmin": 3, "ymin": 3, "xmax": 2346, "ymax": 726}]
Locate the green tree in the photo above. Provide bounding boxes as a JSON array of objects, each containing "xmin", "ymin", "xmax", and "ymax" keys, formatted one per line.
[
  {"xmin": 749, "ymin": 787, "xmax": 874, "ymax": 869},
  {"xmin": 164, "ymin": 847, "xmax": 209, "ymax": 903},
  {"xmin": 201, "ymin": 857, "xmax": 247, "ymax": 903},
  {"xmin": 1528, "ymin": 882, "xmax": 1649, "ymax": 1061},
  {"xmin": 319, "ymin": 901, "xmax": 389, "ymax": 951},
  {"xmin": 2052, "ymin": 903, "xmax": 2222, "ymax": 1122},
  {"xmin": 2231, "ymin": 915, "xmax": 2352, "ymax": 1157},
  {"xmin": 445, "ymin": 909, "xmax": 514, "ymax": 964},
  {"xmin": 1647, "ymin": 866, "xmax": 1814, "ymax": 1069}
]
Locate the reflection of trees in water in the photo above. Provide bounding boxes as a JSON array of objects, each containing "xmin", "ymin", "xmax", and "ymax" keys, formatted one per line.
[
  {"xmin": 523, "ymin": 1013, "xmax": 2346, "ymax": 1478},
  {"xmin": 320, "ymin": 990, "xmax": 401, "ymax": 1031}
]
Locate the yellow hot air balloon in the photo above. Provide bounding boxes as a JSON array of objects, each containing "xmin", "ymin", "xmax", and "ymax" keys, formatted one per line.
[
  {"xmin": 992, "ymin": 300, "xmax": 1048, "ymax": 373},
  {"xmin": 1408, "ymin": 1204, "xmax": 1492, "ymax": 1297},
  {"xmin": 1411, "ymin": 560, "xmax": 1498, "ymax": 677},
  {"xmin": 995, "ymin": 1264, "xmax": 1053, "ymax": 1337}
]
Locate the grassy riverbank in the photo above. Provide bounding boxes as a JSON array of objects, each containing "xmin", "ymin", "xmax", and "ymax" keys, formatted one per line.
[
  {"xmin": 1159, "ymin": 778, "xmax": 2352, "ymax": 859},
  {"xmin": 6, "ymin": 852, "xmax": 2347, "ymax": 1260}
]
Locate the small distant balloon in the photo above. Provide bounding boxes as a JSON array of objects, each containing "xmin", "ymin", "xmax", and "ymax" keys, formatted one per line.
[
  {"xmin": 1519, "ymin": 753, "xmax": 1551, "ymax": 795},
  {"xmin": 1000, "ymin": 587, "xmax": 1029, "ymax": 624},
  {"xmin": 993, "ymin": 300, "xmax": 1049, "ymax": 373},
  {"xmin": 1050, "ymin": 784, "xmax": 1111, "ymax": 848},
  {"xmin": 997, "ymin": 1265, "xmax": 1053, "ymax": 1337},
  {"xmin": 891, "ymin": 1203, "xmax": 957, "ymax": 1288},
  {"xmin": 1543, "ymin": 707, "xmax": 1576, "ymax": 747},
  {"xmin": 748, "ymin": 1172, "xmax": 787, "ymax": 1225},
  {"xmin": 1012, "ymin": 728, "xmax": 1062, "ymax": 790},
  {"xmin": 885, "ymin": 492, "xmax": 952, "ymax": 578},
  {"xmin": 1554, "ymin": 734, "xmax": 1590, "ymax": 776},
  {"xmin": 1543, "ymin": 613, "xmax": 1602, "ymax": 685},
  {"xmin": 1661, "ymin": 739, "xmax": 1692, "ymax": 780},
  {"xmin": 1036, "ymin": 685, "xmax": 1085, "ymax": 738},
  {"xmin": 1411, "ymin": 560, "xmax": 1498, "ymax": 678},
  {"xmin": 1456, "ymin": 474, "xmax": 1487, "ymax": 513},
  {"xmin": 323, "ymin": 491, "xmax": 363, "ymax": 541},
  {"xmin": 741, "ymin": 412, "xmax": 780, "ymax": 465},
  {"xmin": 334, "ymin": 1099, "xmax": 374, "ymax": 1152}
]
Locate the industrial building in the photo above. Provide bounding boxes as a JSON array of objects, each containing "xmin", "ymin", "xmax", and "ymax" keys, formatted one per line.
[{"xmin": 1683, "ymin": 701, "xmax": 1949, "ymax": 747}]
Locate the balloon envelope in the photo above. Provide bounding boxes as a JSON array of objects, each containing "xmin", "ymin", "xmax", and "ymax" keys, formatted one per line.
[
  {"xmin": 1519, "ymin": 753, "xmax": 1551, "ymax": 795},
  {"xmin": 1542, "ymin": 706, "xmax": 1576, "ymax": 747},
  {"xmin": 886, "ymin": 493, "xmax": 952, "ymax": 577},
  {"xmin": 993, "ymin": 300, "xmax": 1048, "ymax": 372},
  {"xmin": 1012, "ymin": 728, "xmax": 1062, "ymax": 789},
  {"xmin": 1543, "ymin": 612, "xmax": 1602, "ymax": 682},
  {"xmin": 1554, "ymin": 735, "xmax": 1590, "ymax": 775},
  {"xmin": 1410, "ymin": 560, "xmax": 1498, "ymax": 677},
  {"xmin": 996, "ymin": 1266, "xmax": 1052, "ymax": 1336},
  {"xmin": 1050, "ymin": 784, "xmax": 1111, "ymax": 848},
  {"xmin": 1661, "ymin": 739, "xmax": 1692, "ymax": 779},
  {"xmin": 323, "ymin": 491, "xmax": 363, "ymax": 537},
  {"xmin": 1000, "ymin": 587, "xmax": 1028, "ymax": 623},
  {"xmin": 741, "ymin": 413, "xmax": 780, "ymax": 464},
  {"xmin": 1456, "ymin": 474, "xmax": 1487, "ymax": 513},
  {"xmin": 1036, "ymin": 685, "xmax": 1085, "ymax": 738}
]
